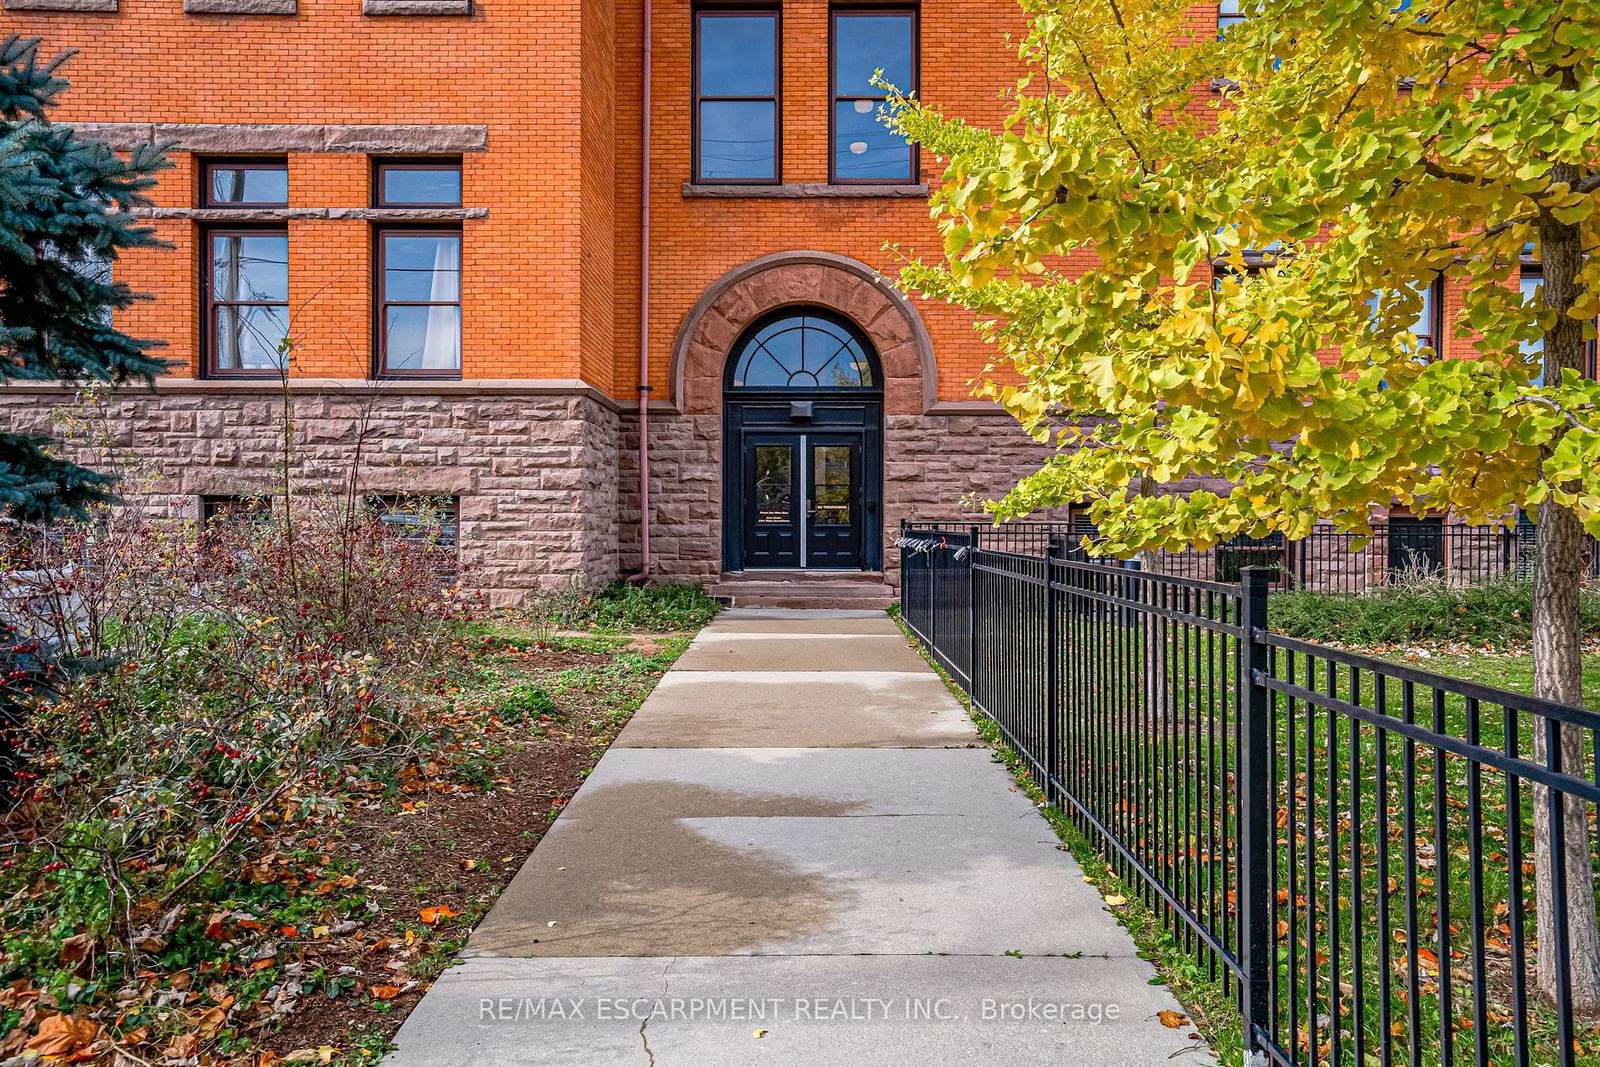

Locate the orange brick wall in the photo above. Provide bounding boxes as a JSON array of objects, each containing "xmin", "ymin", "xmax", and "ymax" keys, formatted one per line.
[
  {"xmin": 4, "ymin": 0, "xmax": 1494, "ymax": 402},
  {"xmin": 2, "ymin": 0, "xmax": 592, "ymax": 382},
  {"xmin": 638, "ymin": 0, "xmax": 1031, "ymax": 404}
]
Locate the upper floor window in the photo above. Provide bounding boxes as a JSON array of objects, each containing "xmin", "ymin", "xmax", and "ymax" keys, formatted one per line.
[
  {"xmin": 202, "ymin": 159, "xmax": 288, "ymax": 208},
  {"xmin": 1217, "ymin": 0, "xmax": 1247, "ymax": 37},
  {"xmin": 203, "ymin": 228, "xmax": 289, "ymax": 377},
  {"xmin": 376, "ymin": 228, "xmax": 462, "ymax": 377},
  {"xmin": 1367, "ymin": 276, "xmax": 1442, "ymax": 354},
  {"xmin": 694, "ymin": 8, "xmax": 780, "ymax": 183},
  {"xmin": 1520, "ymin": 259, "xmax": 1598, "ymax": 385},
  {"xmin": 374, "ymin": 159, "xmax": 463, "ymax": 208},
  {"xmin": 831, "ymin": 7, "xmax": 917, "ymax": 184}
]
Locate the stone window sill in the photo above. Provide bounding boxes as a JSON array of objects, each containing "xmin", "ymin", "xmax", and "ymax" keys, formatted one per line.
[
  {"xmin": 185, "ymin": 0, "xmax": 295, "ymax": 11},
  {"xmin": 682, "ymin": 182, "xmax": 929, "ymax": 200},
  {"xmin": 132, "ymin": 207, "xmax": 488, "ymax": 222},
  {"xmin": 363, "ymin": 0, "xmax": 471, "ymax": 14},
  {"xmin": 3, "ymin": 0, "xmax": 117, "ymax": 10}
]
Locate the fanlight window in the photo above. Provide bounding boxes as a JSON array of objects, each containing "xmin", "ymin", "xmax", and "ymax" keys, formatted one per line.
[{"xmin": 730, "ymin": 314, "xmax": 877, "ymax": 389}]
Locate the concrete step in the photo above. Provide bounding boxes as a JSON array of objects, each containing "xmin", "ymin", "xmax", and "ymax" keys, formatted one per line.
[
  {"xmin": 707, "ymin": 573, "xmax": 895, "ymax": 610},
  {"xmin": 716, "ymin": 593, "xmax": 896, "ymax": 610}
]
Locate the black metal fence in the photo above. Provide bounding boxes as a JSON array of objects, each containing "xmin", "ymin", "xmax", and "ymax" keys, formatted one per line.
[
  {"xmin": 911, "ymin": 518, "xmax": 1599, "ymax": 594},
  {"xmin": 900, "ymin": 524, "xmax": 1600, "ymax": 1067}
]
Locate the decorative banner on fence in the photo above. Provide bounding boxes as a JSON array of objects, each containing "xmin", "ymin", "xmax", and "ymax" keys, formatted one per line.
[{"xmin": 894, "ymin": 535, "xmax": 972, "ymax": 561}]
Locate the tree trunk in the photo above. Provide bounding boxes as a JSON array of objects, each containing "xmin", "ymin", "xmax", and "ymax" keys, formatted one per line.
[{"xmin": 1531, "ymin": 168, "xmax": 1600, "ymax": 1014}]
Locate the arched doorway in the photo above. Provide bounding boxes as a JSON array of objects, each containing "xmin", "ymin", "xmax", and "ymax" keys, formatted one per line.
[{"xmin": 721, "ymin": 308, "xmax": 884, "ymax": 571}]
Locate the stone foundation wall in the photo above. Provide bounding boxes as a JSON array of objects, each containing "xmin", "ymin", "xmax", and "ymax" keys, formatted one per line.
[
  {"xmin": 618, "ymin": 408, "xmax": 1053, "ymax": 588},
  {"xmin": 0, "ymin": 385, "xmax": 620, "ymax": 607}
]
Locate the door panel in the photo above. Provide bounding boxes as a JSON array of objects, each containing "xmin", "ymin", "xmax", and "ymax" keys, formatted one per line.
[
  {"xmin": 807, "ymin": 438, "xmax": 862, "ymax": 568},
  {"xmin": 744, "ymin": 438, "xmax": 800, "ymax": 567},
  {"xmin": 723, "ymin": 399, "xmax": 882, "ymax": 572}
]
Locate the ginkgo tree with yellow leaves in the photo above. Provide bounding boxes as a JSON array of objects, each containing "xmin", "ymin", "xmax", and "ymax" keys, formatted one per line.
[{"xmin": 885, "ymin": 0, "xmax": 1600, "ymax": 1012}]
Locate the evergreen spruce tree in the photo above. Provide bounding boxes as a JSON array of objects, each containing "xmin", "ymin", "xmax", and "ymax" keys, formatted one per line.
[
  {"xmin": 0, "ymin": 34, "xmax": 168, "ymax": 521},
  {"xmin": 0, "ymin": 35, "xmax": 168, "ymax": 800}
]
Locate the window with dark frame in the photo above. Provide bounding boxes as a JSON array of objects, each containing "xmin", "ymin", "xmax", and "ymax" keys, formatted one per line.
[
  {"xmin": 1520, "ymin": 257, "xmax": 1598, "ymax": 385},
  {"xmin": 369, "ymin": 494, "xmax": 459, "ymax": 550},
  {"xmin": 694, "ymin": 7, "xmax": 780, "ymax": 183},
  {"xmin": 1366, "ymin": 275, "xmax": 1443, "ymax": 355},
  {"xmin": 202, "ymin": 159, "xmax": 288, "ymax": 208},
  {"xmin": 1217, "ymin": 0, "xmax": 1247, "ymax": 37},
  {"xmin": 373, "ymin": 159, "xmax": 463, "ymax": 208},
  {"xmin": 375, "ymin": 228, "xmax": 462, "ymax": 377},
  {"xmin": 203, "ymin": 228, "xmax": 290, "ymax": 377},
  {"xmin": 198, "ymin": 494, "xmax": 268, "ymax": 566},
  {"xmin": 831, "ymin": 6, "xmax": 917, "ymax": 184}
]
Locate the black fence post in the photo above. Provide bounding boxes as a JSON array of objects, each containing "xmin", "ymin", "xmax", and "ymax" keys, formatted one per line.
[
  {"xmin": 1044, "ymin": 536, "xmax": 1063, "ymax": 806},
  {"xmin": 1238, "ymin": 567, "xmax": 1273, "ymax": 1057},
  {"xmin": 967, "ymin": 524, "xmax": 981, "ymax": 697}
]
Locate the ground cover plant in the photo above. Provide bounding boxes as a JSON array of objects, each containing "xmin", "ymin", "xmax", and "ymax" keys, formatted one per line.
[
  {"xmin": 0, "ymin": 489, "xmax": 702, "ymax": 1065},
  {"xmin": 1270, "ymin": 574, "xmax": 1600, "ymax": 651}
]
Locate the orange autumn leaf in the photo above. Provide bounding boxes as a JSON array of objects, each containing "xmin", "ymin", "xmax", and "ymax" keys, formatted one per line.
[
  {"xmin": 26, "ymin": 1014, "xmax": 100, "ymax": 1057},
  {"xmin": 1157, "ymin": 1010, "xmax": 1188, "ymax": 1029},
  {"xmin": 371, "ymin": 985, "xmax": 403, "ymax": 1001},
  {"xmin": 419, "ymin": 905, "xmax": 458, "ymax": 926}
]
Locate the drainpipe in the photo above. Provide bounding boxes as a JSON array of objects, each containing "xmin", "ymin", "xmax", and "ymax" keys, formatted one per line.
[{"xmin": 632, "ymin": 0, "xmax": 654, "ymax": 581}]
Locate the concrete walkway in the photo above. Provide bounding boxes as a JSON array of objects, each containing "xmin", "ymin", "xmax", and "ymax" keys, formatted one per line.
[{"xmin": 386, "ymin": 610, "xmax": 1214, "ymax": 1066}]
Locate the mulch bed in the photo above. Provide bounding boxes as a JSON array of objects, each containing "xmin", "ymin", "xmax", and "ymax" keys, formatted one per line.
[
  {"xmin": 256, "ymin": 741, "xmax": 598, "ymax": 1058},
  {"xmin": 246, "ymin": 635, "xmax": 674, "ymax": 1062}
]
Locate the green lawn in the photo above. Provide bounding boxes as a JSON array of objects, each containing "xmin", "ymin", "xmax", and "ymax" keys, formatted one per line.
[{"xmin": 1372, "ymin": 648, "xmax": 1600, "ymax": 711}]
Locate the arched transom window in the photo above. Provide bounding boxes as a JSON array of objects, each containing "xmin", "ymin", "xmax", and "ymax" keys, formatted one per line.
[{"xmin": 728, "ymin": 312, "xmax": 878, "ymax": 390}]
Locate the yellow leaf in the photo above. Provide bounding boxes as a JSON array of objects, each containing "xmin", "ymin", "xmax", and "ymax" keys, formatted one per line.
[{"xmin": 1158, "ymin": 1010, "xmax": 1189, "ymax": 1029}]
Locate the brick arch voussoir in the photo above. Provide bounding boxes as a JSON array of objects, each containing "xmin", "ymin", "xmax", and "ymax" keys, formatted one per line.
[{"xmin": 670, "ymin": 251, "xmax": 937, "ymax": 416}]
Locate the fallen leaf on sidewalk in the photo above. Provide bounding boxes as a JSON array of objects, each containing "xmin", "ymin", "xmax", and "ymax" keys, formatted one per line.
[{"xmin": 1157, "ymin": 1010, "xmax": 1188, "ymax": 1028}]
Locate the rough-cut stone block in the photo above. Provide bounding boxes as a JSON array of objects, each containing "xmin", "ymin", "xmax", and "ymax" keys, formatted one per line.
[
  {"xmin": 184, "ymin": 0, "xmax": 296, "ymax": 13},
  {"xmin": 69, "ymin": 123, "xmax": 489, "ymax": 154},
  {"xmin": 4, "ymin": 0, "xmax": 116, "ymax": 8},
  {"xmin": 363, "ymin": 0, "xmax": 470, "ymax": 11},
  {"xmin": 0, "ymin": 386, "xmax": 618, "ymax": 605}
]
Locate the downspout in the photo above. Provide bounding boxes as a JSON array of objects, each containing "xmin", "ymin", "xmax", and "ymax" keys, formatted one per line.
[{"xmin": 633, "ymin": 0, "xmax": 654, "ymax": 581}]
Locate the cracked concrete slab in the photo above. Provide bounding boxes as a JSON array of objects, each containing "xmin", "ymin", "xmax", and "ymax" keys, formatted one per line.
[
  {"xmin": 385, "ymin": 954, "xmax": 1216, "ymax": 1067},
  {"xmin": 468, "ymin": 797, "xmax": 1127, "ymax": 958},
  {"xmin": 560, "ymin": 748, "xmax": 1032, "ymax": 820},
  {"xmin": 672, "ymin": 633, "xmax": 931, "ymax": 672},
  {"xmin": 615, "ymin": 672, "xmax": 974, "ymax": 748},
  {"xmin": 386, "ymin": 609, "xmax": 1218, "ymax": 1065}
]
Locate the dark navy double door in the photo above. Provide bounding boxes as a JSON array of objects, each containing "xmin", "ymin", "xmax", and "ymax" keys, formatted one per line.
[{"xmin": 723, "ymin": 401, "xmax": 881, "ymax": 571}]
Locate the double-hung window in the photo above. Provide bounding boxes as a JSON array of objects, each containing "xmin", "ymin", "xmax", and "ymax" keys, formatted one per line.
[
  {"xmin": 376, "ymin": 230, "xmax": 462, "ymax": 376},
  {"xmin": 693, "ymin": 8, "xmax": 780, "ymax": 183},
  {"xmin": 1520, "ymin": 258, "xmax": 1598, "ymax": 385},
  {"xmin": 374, "ymin": 160, "xmax": 463, "ymax": 377},
  {"xmin": 831, "ymin": 7, "xmax": 917, "ymax": 184},
  {"xmin": 1367, "ymin": 276, "xmax": 1442, "ymax": 355},
  {"xmin": 201, "ymin": 159, "xmax": 290, "ymax": 378}
]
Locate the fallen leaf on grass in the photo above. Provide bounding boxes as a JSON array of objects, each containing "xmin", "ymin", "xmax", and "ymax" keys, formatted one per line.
[
  {"xmin": 1104, "ymin": 894, "xmax": 1127, "ymax": 907},
  {"xmin": 419, "ymin": 905, "xmax": 458, "ymax": 925},
  {"xmin": 26, "ymin": 1013, "xmax": 101, "ymax": 1057}
]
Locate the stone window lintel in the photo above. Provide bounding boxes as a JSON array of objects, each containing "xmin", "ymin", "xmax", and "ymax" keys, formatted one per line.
[{"xmin": 363, "ymin": 0, "xmax": 471, "ymax": 14}]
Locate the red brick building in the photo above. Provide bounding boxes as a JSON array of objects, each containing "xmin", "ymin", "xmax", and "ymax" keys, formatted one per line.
[{"xmin": 0, "ymin": 0, "xmax": 1531, "ymax": 602}]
